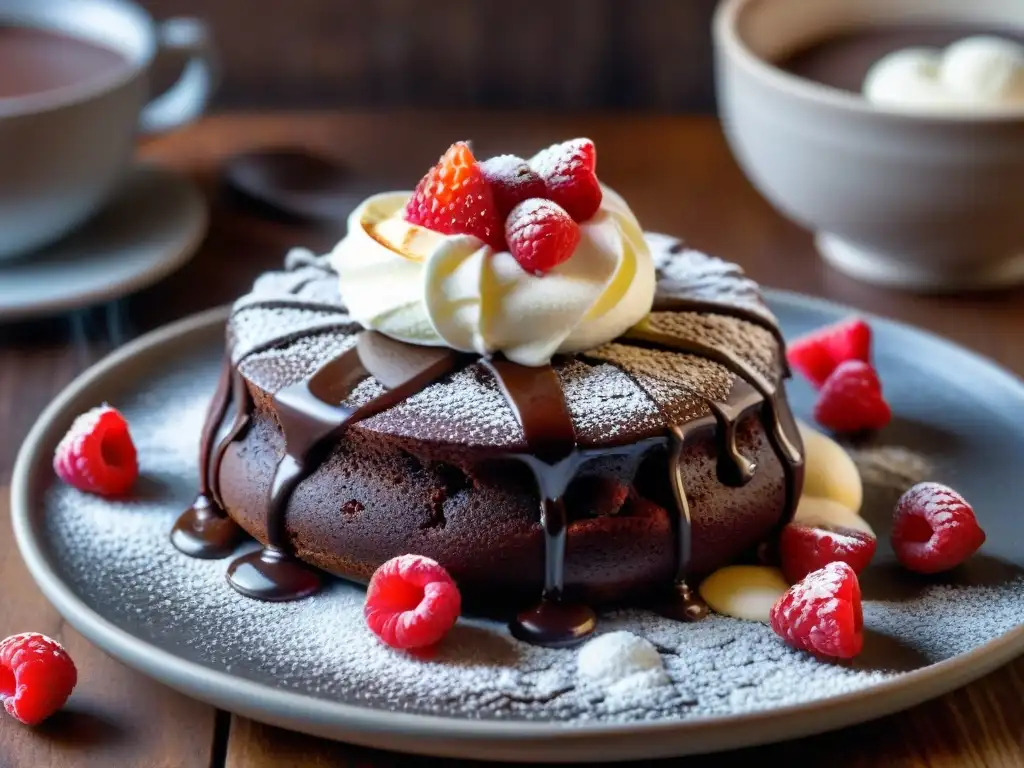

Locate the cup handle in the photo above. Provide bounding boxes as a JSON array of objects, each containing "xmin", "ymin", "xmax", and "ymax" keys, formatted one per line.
[{"xmin": 138, "ymin": 17, "xmax": 218, "ymax": 136}]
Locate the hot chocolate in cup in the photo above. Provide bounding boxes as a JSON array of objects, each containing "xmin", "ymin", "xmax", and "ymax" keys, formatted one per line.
[
  {"xmin": 0, "ymin": 0, "xmax": 216, "ymax": 262},
  {"xmin": 713, "ymin": 0, "xmax": 1024, "ymax": 292}
]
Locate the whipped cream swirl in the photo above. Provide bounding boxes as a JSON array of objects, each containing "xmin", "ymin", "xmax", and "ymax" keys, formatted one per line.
[{"xmin": 329, "ymin": 186, "xmax": 655, "ymax": 367}]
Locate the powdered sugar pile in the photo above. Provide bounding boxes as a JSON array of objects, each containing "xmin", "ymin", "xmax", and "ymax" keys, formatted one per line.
[
  {"xmin": 41, "ymin": 351, "xmax": 1024, "ymax": 725},
  {"xmin": 849, "ymin": 445, "xmax": 933, "ymax": 493},
  {"xmin": 577, "ymin": 631, "xmax": 670, "ymax": 697}
]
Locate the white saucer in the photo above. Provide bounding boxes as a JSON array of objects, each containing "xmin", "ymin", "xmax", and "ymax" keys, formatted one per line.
[{"xmin": 0, "ymin": 165, "xmax": 208, "ymax": 323}]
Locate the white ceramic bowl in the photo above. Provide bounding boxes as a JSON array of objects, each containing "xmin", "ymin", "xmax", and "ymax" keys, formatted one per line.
[{"xmin": 713, "ymin": 0, "xmax": 1024, "ymax": 292}]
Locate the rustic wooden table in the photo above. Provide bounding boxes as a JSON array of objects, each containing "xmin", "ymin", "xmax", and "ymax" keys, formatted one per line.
[{"xmin": 1, "ymin": 112, "xmax": 1022, "ymax": 768}]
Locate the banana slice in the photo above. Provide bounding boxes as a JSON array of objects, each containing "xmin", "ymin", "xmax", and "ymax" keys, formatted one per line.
[
  {"xmin": 793, "ymin": 495, "xmax": 876, "ymax": 538},
  {"xmin": 797, "ymin": 419, "xmax": 863, "ymax": 513},
  {"xmin": 698, "ymin": 565, "xmax": 790, "ymax": 623}
]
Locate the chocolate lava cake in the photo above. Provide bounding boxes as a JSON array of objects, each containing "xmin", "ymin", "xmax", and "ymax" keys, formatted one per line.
[{"xmin": 172, "ymin": 232, "xmax": 804, "ymax": 647}]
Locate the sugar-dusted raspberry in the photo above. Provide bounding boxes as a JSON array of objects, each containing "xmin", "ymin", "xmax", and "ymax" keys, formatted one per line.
[
  {"xmin": 364, "ymin": 554, "xmax": 462, "ymax": 650},
  {"xmin": 779, "ymin": 520, "xmax": 877, "ymax": 583},
  {"xmin": 478, "ymin": 154, "xmax": 548, "ymax": 221},
  {"xmin": 504, "ymin": 198, "xmax": 581, "ymax": 275},
  {"xmin": 53, "ymin": 404, "xmax": 138, "ymax": 497},
  {"xmin": 529, "ymin": 138, "xmax": 602, "ymax": 222},
  {"xmin": 787, "ymin": 317, "xmax": 873, "ymax": 389},
  {"xmin": 813, "ymin": 360, "xmax": 892, "ymax": 434},
  {"xmin": 404, "ymin": 141, "xmax": 505, "ymax": 250},
  {"xmin": 0, "ymin": 633, "xmax": 78, "ymax": 726},
  {"xmin": 892, "ymin": 482, "xmax": 986, "ymax": 574},
  {"xmin": 769, "ymin": 561, "xmax": 863, "ymax": 659}
]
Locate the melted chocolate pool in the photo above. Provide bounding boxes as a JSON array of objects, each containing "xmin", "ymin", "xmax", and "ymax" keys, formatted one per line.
[{"xmin": 775, "ymin": 23, "xmax": 1024, "ymax": 94}]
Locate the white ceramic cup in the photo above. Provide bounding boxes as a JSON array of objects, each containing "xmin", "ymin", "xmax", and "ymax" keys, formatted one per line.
[
  {"xmin": 713, "ymin": 0, "xmax": 1024, "ymax": 292},
  {"xmin": 0, "ymin": 0, "xmax": 216, "ymax": 262}
]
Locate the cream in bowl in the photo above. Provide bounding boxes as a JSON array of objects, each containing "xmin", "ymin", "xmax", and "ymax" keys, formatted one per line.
[{"xmin": 713, "ymin": 0, "xmax": 1024, "ymax": 292}]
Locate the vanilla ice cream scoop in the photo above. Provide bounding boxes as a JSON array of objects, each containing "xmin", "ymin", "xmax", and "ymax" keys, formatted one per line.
[{"xmin": 863, "ymin": 35, "xmax": 1024, "ymax": 111}]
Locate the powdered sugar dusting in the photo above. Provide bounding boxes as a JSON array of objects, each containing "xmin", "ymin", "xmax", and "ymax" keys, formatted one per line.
[
  {"xmin": 644, "ymin": 312, "xmax": 779, "ymax": 383},
  {"xmin": 577, "ymin": 631, "xmax": 670, "ymax": 696},
  {"xmin": 849, "ymin": 446, "xmax": 933, "ymax": 494},
  {"xmin": 240, "ymin": 331, "xmax": 358, "ymax": 394},
  {"xmin": 229, "ymin": 306, "xmax": 352, "ymax": 364},
  {"xmin": 224, "ymin": 246, "xmax": 789, "ymax": 452},
  {"xmin": 357, "ymin": 364, "xmax": 523, "ymax": 448},
  {"xmin": 769, "ymin": 562, "xmax": 856, "ymax": 658},
  {"xmin": 555, "ymin": 360, "xmax": 662, "ymax": 445},
  {"xmin": 586, "ymin": 343, "xmax": 727, "ymax": 425},
  {"xmin": 530, "ymin": 139, "xmax": 590, "ymax": 188},
  {"xmin": 39, "ymin": 352, "xmax": 1024, "ymax": 725},
  {"xmin": 646, "ymin": 234, "xmax": 779, "ymax": 330},
  {"xmin": 479, "ymin": 155, "xmax": 545, "ymax": 198}
]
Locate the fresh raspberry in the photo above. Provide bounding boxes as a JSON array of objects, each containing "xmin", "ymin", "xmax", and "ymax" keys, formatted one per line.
[
  {"xmin": 404, "ymin": 141, "xmax": 504, "ymax": 250},
  {"xmin": 779, "ymin": 521, "xmax": 877, "ymax": 583},
  {"xmin": 769, "ymin": 561, "xmax": 863, "ymax": 659},
  {"xmin": 529, "ymin": 138, "xmax": 602, "ymax": 222},
  {"xmin": 892, "ymin": 482, "xmax": 986, "ymax": 574},
  {"xmin": 364, "ymin": 554, "xmax": 462, "ymax": 650},
  {"xmin": 53, "ymin": 405, "xmax": 138, "ymax": 497},
  {"xmin": 787, "ymin": 318, "xmax": 873, "ymax": 388},
  {"xmin": 813, "ymin": 360, "xmax": 891, "ymax": 434},
  {"xmin": 478, "ymin": 154, "xmax": 548, "ymax": 221},
  {"xmin": 505, "ymin": 198, "xmax": 581, "ymax": 275},
  {"xmin": 0, "ymin": 633, "xmax": 78, "ymax": 726}
]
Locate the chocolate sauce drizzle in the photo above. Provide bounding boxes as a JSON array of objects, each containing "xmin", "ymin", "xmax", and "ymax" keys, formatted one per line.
[
  {"xmin": 578, "ymin": 363, "xmax": 764, "ymax": 624},
  {"xmin": 176, "ymin": 237, "xmax": 804, "ymax": 648},
  {"xmin": 622, "ymin": 321, "xmax": 805, "ymax": 524},
  {"xmin": 226, "ymin": 333, "xmax": 468, "ymax": 602},
  {"xmin": 170, "ymin": 359, "xmax": 246, "ymax": 559}
]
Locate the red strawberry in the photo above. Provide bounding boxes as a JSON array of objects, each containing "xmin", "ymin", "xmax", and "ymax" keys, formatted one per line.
[
  {"xmin": 53, "ymin": 405, "xmax": 138, "ymax": 497},
  {"xmin": 364, "ymin": 554, "xmax": 462, "ymax": 650},
  {"xmin": 478, "ymin": 154, "xmax": 547, "ymax": 221},
  {"xmin": 0, "ymin": 633, "xmax": 78, "ymax": 726},
  {"xmin": 892, "ymin": 482, "xmax": 986, "ymax": 574},
  {"xmin": 769, "ymin": 561, "xmax": 863, "ymax": 659},
  {"xmin": 813, "ymin": 360, "xmax": 891, "ymax": 434},
  {"xmin": 787, "ymin": 318, "xmax": 873, "ymax": 388},
  {"xmin": 404, "ymin": 141, "xmax": 504, "ymax": 250},
  {"xmin": 505, "ymin": 198, "xmax": 581, "ymax": 275},
  {"xmin": 779, "ymin": 521, "xmax": 877, "ymax": 583},
  {"xmin": 529, "ymin": 138, "xmax": 602, "ymax": 222}
]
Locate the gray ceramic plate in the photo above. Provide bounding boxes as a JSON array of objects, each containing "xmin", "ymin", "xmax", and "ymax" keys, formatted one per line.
[
  {"xmin": 10, "ymin": 293, "xmax": 1024, "ymax": 763},
  {"xmin": 0, "ymin": 165, "xmax": 207, "ymax": 323}
]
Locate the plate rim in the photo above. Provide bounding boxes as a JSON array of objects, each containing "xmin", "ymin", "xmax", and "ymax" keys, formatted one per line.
[
  {"xmin": 10, "ymin": 292, "xmax": 1024, "ymax": 761},
  {"xmin": 0, "ymin": 165, "xmax": 209, "ymax": 323}
]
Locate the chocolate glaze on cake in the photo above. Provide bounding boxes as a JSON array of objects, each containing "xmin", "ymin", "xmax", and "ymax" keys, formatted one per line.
[
  {"xmin": 172, "ymin": 234, "xmax": 805, "ymax": 647},
  {"xmin": 171, "ymin": 360, "xmax": 245, "ymax": 559}
]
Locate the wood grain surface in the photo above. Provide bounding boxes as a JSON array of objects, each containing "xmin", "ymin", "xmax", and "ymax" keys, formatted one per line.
[
  {"xmin": 139, "ymin": 0, "xmax": 718, "ymax": 111},
  {"xmin": 1, "ymin": 112, "xmax": 1023, "ymax": 767}
]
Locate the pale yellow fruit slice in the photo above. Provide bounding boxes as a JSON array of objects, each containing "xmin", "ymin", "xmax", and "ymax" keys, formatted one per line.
[
  {"xmin": 698, "ymin": 565, "xmax": 790, "ymax": 623},
  {"xmin": 797, "ymin": 419, "xmax": 863, "ymax": 513},
  {"xmin": 793, "ymin": 495, "xmax": 876, "ymax": 538}
]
